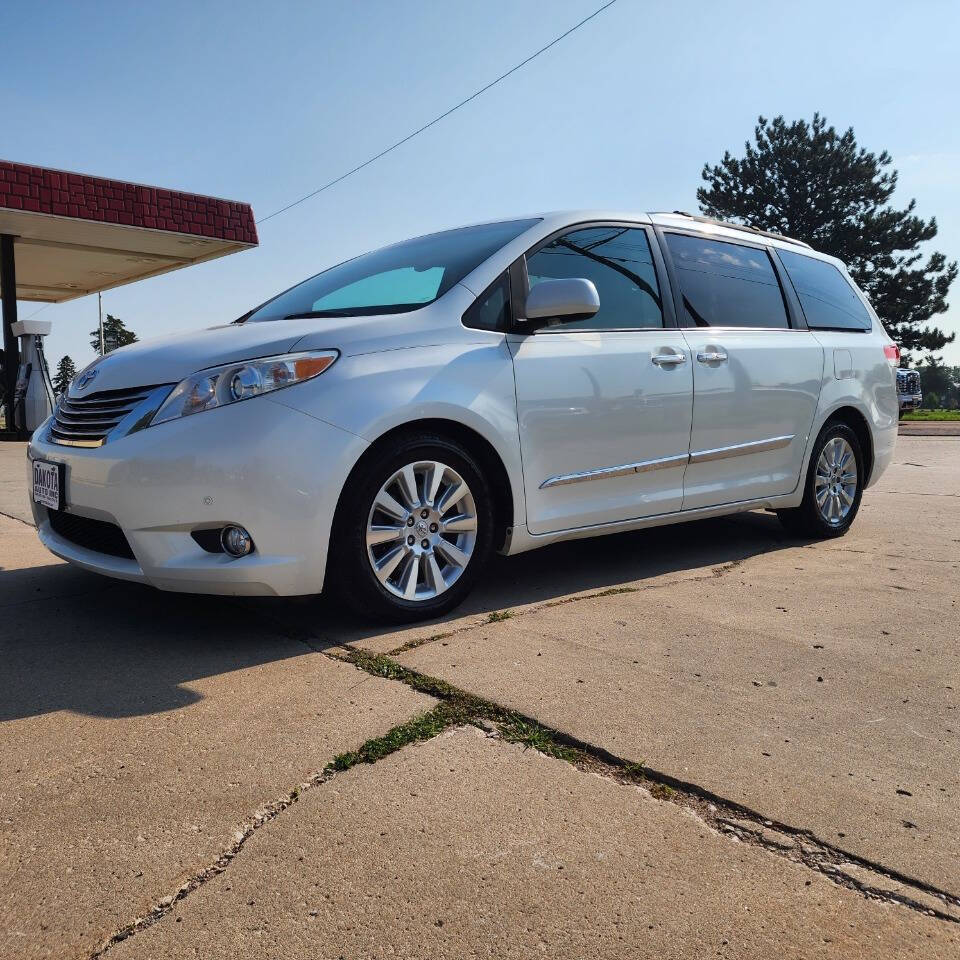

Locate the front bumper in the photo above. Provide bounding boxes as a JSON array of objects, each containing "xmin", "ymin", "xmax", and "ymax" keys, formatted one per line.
[
  {"xmin": 899, "ymin": 394, "xmax": 922, "ymax": 412},
  {"xmin": 27, "ymin": 397, "xmax": 367, "ymax": 596}
]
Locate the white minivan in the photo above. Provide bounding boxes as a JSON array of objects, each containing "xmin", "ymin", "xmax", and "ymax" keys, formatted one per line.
[{"xmin": 28, "ymin": 211, "xmax": 900, "ymax": 622}]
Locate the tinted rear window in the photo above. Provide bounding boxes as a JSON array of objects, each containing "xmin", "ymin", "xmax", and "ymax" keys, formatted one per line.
[{"xmin": 777, "ymin": 249, "xmax": 872, "ymax": 331}]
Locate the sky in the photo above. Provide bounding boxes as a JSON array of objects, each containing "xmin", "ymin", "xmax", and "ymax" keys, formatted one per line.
[{"xmin": 3, "ymin": 0, "xmax": 959, "ymax": 370}]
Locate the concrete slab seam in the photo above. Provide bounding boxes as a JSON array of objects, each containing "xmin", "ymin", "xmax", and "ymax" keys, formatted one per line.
[{"xmin": 325, "ymin": 647, "xmax": 960, "ymax": 924}]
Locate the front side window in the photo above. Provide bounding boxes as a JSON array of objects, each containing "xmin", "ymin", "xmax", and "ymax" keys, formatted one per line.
[
  {"xmin": 245, "ymin": 218, "xmax": 539, "ymax": 322},
  {"xmin": 665, "ymin": 233, "xmax": 789, "ymax": 329},
  {"xmin": 777, "ymin": 249, "xmax": 872, "ymax": 331},
  {"xmin": 525, "ymin": 226, "xmax": 663, "ymax": 330}
]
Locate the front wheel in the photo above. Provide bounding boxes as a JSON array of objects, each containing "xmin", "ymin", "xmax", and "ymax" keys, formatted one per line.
[
  {"xmin": 330, "ymin": 435, "xmax": 495, "ymax": 623},
  {"xmin": 777, "ymin": 422, "xmax": 864, "ymax": 539}
]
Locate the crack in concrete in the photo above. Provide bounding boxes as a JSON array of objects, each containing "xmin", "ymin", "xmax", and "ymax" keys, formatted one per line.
[
  {"xmin": 327, "ymin": 648, "xmax": 960, "ymax": 923},
  {"xmin": 876, "ymin": 490, "xmax": 960, "ymax": 498},
  {"xmin": 92, "ymin": 538, "xmax": 951, "ymax": 953},
  {"xmin": 89, "ymin": 764, "xmax": 340, "ymax": 958},
  {"xmin": 89, "ymin": 639, "xmax": 959, "ymax": 956},
  {"xmin": 0, "ymin": 507, "xmax": 34, "ymax": 528},
  {"xmin": 383, "ymin": 554, "xmax": 761, "ymax": 657},
  {"xmin": 821, "ymin": 546, "xmax": 959, "ymax": 566}
]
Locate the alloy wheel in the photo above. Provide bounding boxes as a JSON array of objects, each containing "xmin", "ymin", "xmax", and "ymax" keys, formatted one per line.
[
  {"xmin": 365, "ymin": 460, "xmax": 478, "ymax": 601},
  {"xmin": 814, "ymin": 437, "xmax": 858, "ymax": 526}
]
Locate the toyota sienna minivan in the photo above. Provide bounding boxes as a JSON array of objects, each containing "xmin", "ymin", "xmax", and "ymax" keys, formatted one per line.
[{"xmin": 28, "ymin": 211, "xmax": 900, "ymax": 622}]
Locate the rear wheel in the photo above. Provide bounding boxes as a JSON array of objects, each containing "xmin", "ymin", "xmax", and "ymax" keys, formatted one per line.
[
  {"xmin": 777, "ymin": 422, "xmax": 864, "ymax": 539},
  {"xmin": 331, "ymin": 434, "xmax": 495, "ymax": 623}
]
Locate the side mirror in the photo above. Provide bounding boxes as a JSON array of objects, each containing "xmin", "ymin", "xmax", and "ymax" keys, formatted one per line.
[{"xmin": 523, "ymin": 278, "xmax": 600, "ymax": 323}]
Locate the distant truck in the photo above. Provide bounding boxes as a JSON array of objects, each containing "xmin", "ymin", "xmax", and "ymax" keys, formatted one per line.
[{"xmin": 896, "ymin": 368, "xmax": 922, "ymax": 417}]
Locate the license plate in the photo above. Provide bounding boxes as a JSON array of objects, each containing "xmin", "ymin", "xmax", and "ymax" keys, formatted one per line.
[{"xmin": 32, "ymin": 460, "xmax": 65, "ymax": 511}]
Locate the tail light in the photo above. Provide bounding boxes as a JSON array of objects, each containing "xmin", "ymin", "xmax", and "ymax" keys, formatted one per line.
[{"xmin": 883, "ymin": 344, "xmax": 900, "ymax": 367}]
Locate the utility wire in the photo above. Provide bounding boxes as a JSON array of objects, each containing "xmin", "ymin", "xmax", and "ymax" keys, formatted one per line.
[{"xmin": 255, "ymin": 0, "xmax": 620, "ymax": 226}]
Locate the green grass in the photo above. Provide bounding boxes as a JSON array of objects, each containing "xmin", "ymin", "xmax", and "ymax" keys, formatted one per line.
[
  {"xmin": 901, "ymin": 409, "xmax": 960, "ymax": 421},
  {"xmin": 326, "ymin": 705, "xmax": 458, "ymax": 772}
]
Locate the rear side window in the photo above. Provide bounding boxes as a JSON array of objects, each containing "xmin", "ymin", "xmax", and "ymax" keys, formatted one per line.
[
  {"xmin": 665, "ymin": 233, "xmax": 789, "ymax": 329},
  {"xmin": 525, "ymin": 226, "xmax": 663, "ymax": 330},
  {"xmin": 777, "ymin": 249, "xmax": 872, "ymax": 331}
]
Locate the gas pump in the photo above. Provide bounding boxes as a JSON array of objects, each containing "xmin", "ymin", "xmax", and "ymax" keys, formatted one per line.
[{"xmin": 11, "ymin": 319, "xmax": 55, "ymax": 434}]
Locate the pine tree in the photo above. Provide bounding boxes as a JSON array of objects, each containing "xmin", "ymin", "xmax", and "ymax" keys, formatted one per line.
[
  {"xmin": 89, "ymin": 314, "xmax": 138, "ymax": 355},
  {"xmin": 698, "ymin": 114, "xmax": 957, "ymax": 363},
  {"xmin": 52, "ymin": 355, "xmax": 77, "ymax": 397}
]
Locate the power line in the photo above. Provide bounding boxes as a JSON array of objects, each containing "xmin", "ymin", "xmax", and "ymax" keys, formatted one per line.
[{"xmin": 256, "ymin": 0, "xmax": 620, "ymax": 226}]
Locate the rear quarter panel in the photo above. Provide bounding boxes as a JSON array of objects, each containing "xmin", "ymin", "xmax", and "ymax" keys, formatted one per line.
[{"xmin": 808, "ymin": 328, "xmax": 898, "ymax": 487}]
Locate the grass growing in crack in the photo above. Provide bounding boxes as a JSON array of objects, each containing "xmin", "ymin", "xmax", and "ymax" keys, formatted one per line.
[
  {"xmin": 326, "ymin": 705, "xmax": 460, "ymax": 773},
  {"xmin": 487, "ymin": 610, "xmax": 514, "ymax": 623},
  {"xmin": 389, "ymin": 631, "xmax": 453, "ymax": 656},
  {"xmin": 499, "ymin": 718, "xmax": 579, "ymax": 762},
  {"xmin": 649, "ymin": 783, "xmax": 674, "ymax": 800}
]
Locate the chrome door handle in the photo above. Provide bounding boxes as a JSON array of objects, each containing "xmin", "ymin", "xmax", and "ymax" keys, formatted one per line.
[
  {"xmin": 697, "ymin": 350, "xmax": 728, "ymax": 363},
  {"xmin": 651, "ymin": 353, "xmax": 686, "ymax": 366}
]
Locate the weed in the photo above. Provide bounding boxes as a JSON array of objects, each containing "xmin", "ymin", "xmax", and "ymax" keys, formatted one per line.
[{"xmin": 326, "ymin": 705, "xmax": 456, "ymax": 773}]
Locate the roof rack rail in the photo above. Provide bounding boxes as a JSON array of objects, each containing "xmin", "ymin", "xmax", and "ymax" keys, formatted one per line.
[{"xmin": 654, "ymin": 211, "xmax": 812, "ymax": 249}]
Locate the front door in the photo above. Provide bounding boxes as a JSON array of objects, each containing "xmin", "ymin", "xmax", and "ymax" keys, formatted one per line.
[
  {"xmin": 509, "ymin": 225, "xmax": 693, "ymax": 535},
  {"xmin": 660, "ymin": 231, "xmax": 824, "ymax": 510}
]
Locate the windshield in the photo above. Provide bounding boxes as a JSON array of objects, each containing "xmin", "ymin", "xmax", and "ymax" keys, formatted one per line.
[{"xmin": 244, "ymin": 218, "xmax": 540, "ymax": 322}]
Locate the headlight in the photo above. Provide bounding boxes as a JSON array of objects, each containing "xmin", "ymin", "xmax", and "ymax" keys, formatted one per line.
[{"xmin": 151, "ymin": 350, "xmax": 337, "ymax": 425}]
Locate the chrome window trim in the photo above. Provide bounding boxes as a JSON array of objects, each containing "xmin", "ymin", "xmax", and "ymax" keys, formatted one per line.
[{"xmin": 540, "ymin": 435, "xmax": 795, "ymax": 489}]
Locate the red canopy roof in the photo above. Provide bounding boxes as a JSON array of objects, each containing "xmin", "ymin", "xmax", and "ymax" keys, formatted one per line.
[{"xmin": 0, "ymin": 160, "xmax": 258, "ymax": 303}]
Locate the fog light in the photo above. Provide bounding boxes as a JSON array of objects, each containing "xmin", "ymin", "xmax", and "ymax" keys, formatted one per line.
[{"xmin": 221, "ymin": 525, "xmax": 254, "ymax": 557}]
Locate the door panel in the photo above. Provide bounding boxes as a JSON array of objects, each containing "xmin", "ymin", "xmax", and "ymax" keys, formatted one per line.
[
  {"xmin": 680, "ymin": 329, "xmax": 824, "ymax": 509},
  {"xmin": 509, "ymin": 331, "xmax": 693, "ymax": 534}
]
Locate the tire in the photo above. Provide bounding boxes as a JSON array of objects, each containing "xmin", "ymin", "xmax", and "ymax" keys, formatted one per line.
[
  {"xmin": 329, "ymin": 433, "xmax": 496, "ymax": 623},
  {"xmin": 776, "ymin": 421, "xmax": 864, "ymax": 539}
]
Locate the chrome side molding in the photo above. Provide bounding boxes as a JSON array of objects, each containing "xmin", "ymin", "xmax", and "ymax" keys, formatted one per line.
[
  {"xmin": 540, "ymin": 453, "xmax": 689, "ymax": 489},
  {"xmin": 688, "ymin": 434, "xmax": 794, "ymax": 464},
  {"xmin": 540, "ymin": 435, "xmax": 794, "ymax": 489}
]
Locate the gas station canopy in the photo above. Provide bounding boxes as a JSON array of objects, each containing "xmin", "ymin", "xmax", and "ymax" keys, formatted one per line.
[
  {"xmin": 1, "ymin": 159, "xmax": 258, "ymax": 437},
  {"xmin": 0, "ymin": 159, "xmax": 258, "ymax": 303}
]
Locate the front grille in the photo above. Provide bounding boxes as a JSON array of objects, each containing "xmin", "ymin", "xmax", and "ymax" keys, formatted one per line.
[
  {"xmin": 47, "ymin": 509, "xmax": 135, "ymax": 560},
  {"xmin": 50, "ymin": 386, "xmax": 156, "ymax": 447},
  {"xmin": 897, "ymin": 370, "xmax": 921, "ymax": 393}
]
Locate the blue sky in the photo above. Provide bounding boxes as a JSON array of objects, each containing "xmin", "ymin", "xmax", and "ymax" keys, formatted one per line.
[{"xmin": 3, "ymin": 0, "xmax": 959, "ymax": 368}]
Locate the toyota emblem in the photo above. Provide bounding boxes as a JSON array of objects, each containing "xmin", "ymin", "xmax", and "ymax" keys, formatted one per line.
[{"xmin": 76, "ymin": 367, "xmax": 99, "ymax": 390}]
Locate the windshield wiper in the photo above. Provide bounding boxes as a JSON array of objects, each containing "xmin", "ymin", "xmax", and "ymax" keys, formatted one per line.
[
  {"xmin": 282, "ymin": 309, "xmax": 369, "ymax": 319},
  {"xmin": 281, "ymin": 303, "xmax": 427, "ymax": 320}
]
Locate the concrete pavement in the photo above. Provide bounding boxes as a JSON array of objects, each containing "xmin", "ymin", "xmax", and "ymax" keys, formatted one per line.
[
  {"xmin": 1, "ymin": 436, "xmax": 957, "ymax": 958},
  {"xmin": 110, "ymin": 728, "xmax": 956, "ymax": 960}
]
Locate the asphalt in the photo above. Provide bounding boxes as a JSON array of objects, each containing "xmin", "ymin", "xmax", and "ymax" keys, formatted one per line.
[{"xmin": 0, "ymin": 436, "xmax": 957, "ymax": 959}]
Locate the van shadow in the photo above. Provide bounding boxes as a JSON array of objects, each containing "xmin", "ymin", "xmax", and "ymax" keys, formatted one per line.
[
  {"xmin": 0, "ymin": 564, "xmax": 324, "ymax": 723},
  {"xmin": 0, "ymin": 510, "xmax": 793, "ymax": 722},
  {"xmin": 251, "ymin": 509, "xmax": 795, "ymax": 651}
]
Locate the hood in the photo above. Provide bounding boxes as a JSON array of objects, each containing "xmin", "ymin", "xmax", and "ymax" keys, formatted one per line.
[
  {"xmin": 68, "ymin": 286, "xmax": 476, "ymax": 395},
  {"xmin": 70, "ymin": 318, "xmax": 321, "ymax": 395}
]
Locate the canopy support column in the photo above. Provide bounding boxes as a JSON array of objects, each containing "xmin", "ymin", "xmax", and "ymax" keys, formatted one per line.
[{"xmin": 1, "ymin": 234, "xmax": 20, "ymax": 436}]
